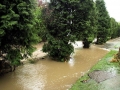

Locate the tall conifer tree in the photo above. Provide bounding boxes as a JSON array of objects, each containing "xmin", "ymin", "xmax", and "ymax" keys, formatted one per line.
[
  {"xmin": 42, "ymin": 0, "xmax": 77, "ymax": 61},
  {"xmin": 110, "ymin": 18, "xmax": 119, "ymax": 39},
  {"xmin": 43, "ymin": 0, "xmax": 98, "ymax": 61},
  {"xmin": 95, "ymin": 0, "xmax": 111, "ymax": 44},
  {"xmin": 0, "ymin": 0, "xmax": 39, "ymax": 66},
  {"xmin": 74, "ymin": 0, "xmax": 97, "ymax": 48}
]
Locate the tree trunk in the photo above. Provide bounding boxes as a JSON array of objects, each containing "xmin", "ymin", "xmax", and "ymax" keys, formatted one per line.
[{"xmin": 83, "ymin": 41, "xmax": 91, "ymax": 48}]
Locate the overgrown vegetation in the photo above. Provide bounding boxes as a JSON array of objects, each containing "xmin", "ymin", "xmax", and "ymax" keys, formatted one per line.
[
  {"xmin": 0, "ymin": 0, "xmax": 40, "ymax": 68},
  {"xmin": 34, "ymin": 7, "xmax": 47, "ymax": 42}
]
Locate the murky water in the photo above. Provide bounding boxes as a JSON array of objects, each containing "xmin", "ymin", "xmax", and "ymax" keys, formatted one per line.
[{"xmin": 0, "ymin": 42, "xmax": 108, "ymax": 90}]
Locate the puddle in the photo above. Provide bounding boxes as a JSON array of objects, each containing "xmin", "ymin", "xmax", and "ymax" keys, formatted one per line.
[{"xmin": 88, "ymin": 68, "xmax": 117, "ymax": 83}]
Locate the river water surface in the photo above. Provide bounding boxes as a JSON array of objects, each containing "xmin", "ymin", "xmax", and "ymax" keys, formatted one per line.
[{"xmin": 0, "ymin": 42, "xmax": 109, "ymax": 90}]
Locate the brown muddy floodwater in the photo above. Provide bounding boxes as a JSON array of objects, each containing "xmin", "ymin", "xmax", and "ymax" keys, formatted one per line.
[{"xmin": 0, "ymin": 42, "xmax": 108, "ymax": 90}]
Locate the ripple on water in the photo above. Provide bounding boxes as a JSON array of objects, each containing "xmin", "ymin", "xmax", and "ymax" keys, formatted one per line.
[{"xmin": 16, "ymin": 64, "xmax": 47, "ymax": 90}]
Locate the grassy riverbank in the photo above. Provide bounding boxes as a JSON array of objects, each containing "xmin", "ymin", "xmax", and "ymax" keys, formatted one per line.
[{"xmin": 70, "ymin": 50, "xmax": 120, "ymax": 90}]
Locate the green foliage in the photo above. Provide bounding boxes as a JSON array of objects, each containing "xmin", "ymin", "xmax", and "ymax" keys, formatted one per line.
[
  {"xmin": 42, "ymin": 0, "xmax": 98, "ymax": 60},
  {"xmin": 0, "ymin": 0, "xmax": 40, "ymax": 66},
  {"xmin": 43, "ymin": 38, "xmax": 74, "ymax": 61},
  {"xmin": 117, "ymin": 23, "xmax": 120, "ymax": 37},
  {"xmin": 110, "ymin": 18, "xmax": 120, "ymax": 39},
  {"xmin": 6, "ymin": 49, "xmax": 23, "ymax": 66},
  {"xmin": 73, "ymin": 0, "xmax": 97, "ymax": 48},
  {"xmin": 95, "ymin": 0, "xmax": 111, "ymax": 44},
  {"xmin": 34, "ymin": 7, "xmax": 47, "ymax": 42},
  {"xmin": 42, "ymin": 0, "xmax": 76, "ymax": 61}
]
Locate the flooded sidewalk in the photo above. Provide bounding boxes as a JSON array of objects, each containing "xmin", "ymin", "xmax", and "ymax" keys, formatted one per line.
[
  {"xmin": 0, "ymin": 42, "xmax": 108, "ymax": 90},
  {"xmin": 70, "ymin": 37, "xmax": 120, "ymax": 90},
  {"xmin": 95, "ymin": 37, "xmax": 120, "ymax": 51}
]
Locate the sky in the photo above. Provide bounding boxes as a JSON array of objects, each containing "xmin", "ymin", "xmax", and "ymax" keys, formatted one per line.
[{"xmin": 104, "ymin": 0, "xmax": 120, "ymax": 22}]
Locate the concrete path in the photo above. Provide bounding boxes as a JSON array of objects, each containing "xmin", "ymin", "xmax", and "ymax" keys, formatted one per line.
[{"xmin": 88, "ymin": 37, "xmax": 120, "ymax": 90}]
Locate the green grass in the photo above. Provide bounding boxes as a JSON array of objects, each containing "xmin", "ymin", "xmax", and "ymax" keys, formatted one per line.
[{"xmin": 70, "ymin": 50, "xmax": 120, "ymax": 90}]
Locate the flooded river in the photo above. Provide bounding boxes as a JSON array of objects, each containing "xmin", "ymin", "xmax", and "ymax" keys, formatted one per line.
[{"xmin": 0, "ymin": 41, "xmax": 109, "ymax": 90}]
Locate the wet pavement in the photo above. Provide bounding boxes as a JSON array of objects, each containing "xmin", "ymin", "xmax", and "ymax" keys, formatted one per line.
[
  {"xmin": 82, "ymin": 72, "xmax": 120, "ymax": 90},
  {"xmin": 88, "ymin": 70, "xmax": 116, "ymax": 83},
  {"xmin": 99, "ymin": 75, "xmax": 120, "ymax": 90},
  {"xmin": 97, "ymin": 37, "xmax": 120, "ymax": 90},
  {"xmin": 80, "ymin": 37, "xmax": 120, "ymax": 90},
  {"xmin": 96, "ymin": 37, "xmax": 120, "ymax": 51}
]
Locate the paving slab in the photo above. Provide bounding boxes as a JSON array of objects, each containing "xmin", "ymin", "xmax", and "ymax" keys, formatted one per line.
[
  {"xmin": 99, "ymin": 75, "xmax": 120, "ymax": 90},
  {"xmin": 88, "ymin": 70, "xmax": 116, "ymax": 83}
]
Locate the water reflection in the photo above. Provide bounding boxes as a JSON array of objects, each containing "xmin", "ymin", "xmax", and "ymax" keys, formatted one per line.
[
  {"xmin": 68, "ymin": 57, "xmax": 75, "ymax": 67},
  {"xmin": 72, "ymin": 41, "xmax": 83, "ymax": 48}
]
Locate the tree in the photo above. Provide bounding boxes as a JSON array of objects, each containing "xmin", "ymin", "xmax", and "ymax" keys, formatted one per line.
[
  {"xmin": 0, "ymin": 0, "xmax": 40, "ymax": 68},
  {"xmin": 42, "ymin": 0, "xmax": 98, "ymax": 61},
  {"xmin": 34, "ymin": 7, "xmax": 47, "ymax": 42},
  {"xmin": 42, "ymin": 0, "xmax": 76, "ymax": 61},
  {"xmin": 95, "ymin": 0, "xmax": 111, "ymax": 44},
  {"xmin": 73, "ymin": 0, "xmax": 97, "ymax": 48},
  {"xmin": 110, "ymin": 17, "xmax": 119, "ymax": 39},
  {"xmin": 117, "ymin": 23, "xmax": 120, "ymax": 37}
]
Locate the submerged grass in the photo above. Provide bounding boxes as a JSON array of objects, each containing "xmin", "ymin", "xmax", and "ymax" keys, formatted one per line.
[
  {"xmin": 28, "ymin": 58, "xmax": 36, "ymax": 64},
  {"xmin": 70, "ymin": 50, "xmax": 120, "ymax": 90}
]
